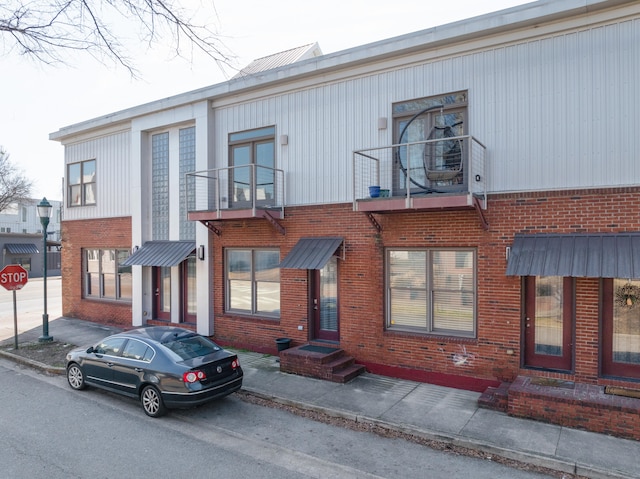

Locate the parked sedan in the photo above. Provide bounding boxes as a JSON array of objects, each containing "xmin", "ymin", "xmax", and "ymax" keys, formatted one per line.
[{"xmin": 66, "ymin": 326, "xmax": 243, "ymax": 417}]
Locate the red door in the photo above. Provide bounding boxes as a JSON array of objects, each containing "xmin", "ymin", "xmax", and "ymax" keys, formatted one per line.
[
  {"xmin": 524, "ymin": 276, "xmax": 573, "ymax": 371},
  {"xmin": 154, "ymin": 266, "xmax": 171, "ymax": 321},
  {"xmin": 311, "ymin": 257, "xmax": 339, "ymax": 342}
]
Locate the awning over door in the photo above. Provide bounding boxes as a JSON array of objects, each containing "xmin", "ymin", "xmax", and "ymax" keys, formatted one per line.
[
  {"xmin": 121, "ymin": 241, "xmax": 195, "ymax": 267},
  {"xmin": 279, "ymin": 237, "xmax": 344, "ymax": 269},
  {"xmin": 506, "ymin": 233, "xmax": 640, "ymax": 279},
  {"xmin": 4, "ymin": 243, "xmax": 39, "ymax": 254}
]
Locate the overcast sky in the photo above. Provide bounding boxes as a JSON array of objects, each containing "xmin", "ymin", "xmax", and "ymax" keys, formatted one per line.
[{"xmin": 1, "ymin": 0, "xmax": 530, "ymax": 201}]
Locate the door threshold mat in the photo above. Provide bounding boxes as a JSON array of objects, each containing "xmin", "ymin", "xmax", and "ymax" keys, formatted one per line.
[
  {"xmin": 298, "ymin": 344, "xmax": 339, "ymax": 355},
  {"xmin": 530, "ymin": 377, "xmax": 575, "ymax": 389},
  {"xmin": 605, "ymin": 386, "xmax": 640, "ymax": 399}
]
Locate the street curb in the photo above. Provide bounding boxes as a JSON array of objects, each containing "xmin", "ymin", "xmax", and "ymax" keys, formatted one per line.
[
  {"xmin": 239, "ymin": 387, "xmax": 637, "ymax": 479},
  {"xmin": 0, "ymin": 348, "xmax": 65, "ymax": 375}
]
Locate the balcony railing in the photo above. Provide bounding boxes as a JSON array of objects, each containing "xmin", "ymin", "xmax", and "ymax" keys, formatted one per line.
[
  {"xmin": 353, "ymin": 135, "xmax": 487, "ymax": 211},
  {"xmin": 186, "ymin": 165, "xmax": 285, "ymax": 220}
]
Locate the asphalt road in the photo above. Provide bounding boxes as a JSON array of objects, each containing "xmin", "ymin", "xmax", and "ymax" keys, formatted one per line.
[{"xmin": 0, "ymin": 358, "xmax": 555, "ymax": 479}]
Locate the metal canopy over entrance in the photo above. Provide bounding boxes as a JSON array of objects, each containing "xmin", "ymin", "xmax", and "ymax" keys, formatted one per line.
[
  {"xmin": 121, "ymin": 241, "xmax": 195, "ymax": 267},
  {"xmin": 4, "ymin": 243, "xmax": 39, "ymax": 254},
  {"xmin": 506, "ymin": 233, "xmax": 640, "ymax": 278},
  {"xmin": 279, "ymin": 237, "xmax": 344, "ymax": 270}
]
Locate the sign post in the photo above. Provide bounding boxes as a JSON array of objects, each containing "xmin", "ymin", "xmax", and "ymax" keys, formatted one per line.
[{"xmin": 0, "ymin": 264, "xmax": 29, "ymax": 349}]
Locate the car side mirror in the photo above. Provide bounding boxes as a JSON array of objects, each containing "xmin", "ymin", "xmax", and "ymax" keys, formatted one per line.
[{"xmin": 86, "ymin": 346, "xmax": 95, "ymax": 354}]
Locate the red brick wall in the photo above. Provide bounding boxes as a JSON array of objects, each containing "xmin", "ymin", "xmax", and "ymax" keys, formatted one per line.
[
  {"xmin": 61, "ymin": 217, "xmax": 132, "ymax": 327},
  {"xmin": 211, "ymin": 187, "xmax": 640, "ymax": 392}
]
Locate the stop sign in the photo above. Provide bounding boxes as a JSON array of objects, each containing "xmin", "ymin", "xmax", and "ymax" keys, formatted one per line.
[{"xmin": 0, "ymin": 264, "xmax": 29, "ymax": 291}]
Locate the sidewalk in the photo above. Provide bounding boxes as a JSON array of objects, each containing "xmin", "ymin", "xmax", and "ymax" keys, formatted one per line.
[{"xmin": 1, "ymin": 317, "xmax": 638, "ymax": 479}]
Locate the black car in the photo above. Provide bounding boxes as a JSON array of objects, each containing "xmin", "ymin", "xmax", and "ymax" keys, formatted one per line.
[{"xmin": 65, "ymin": 326, "xmax": 243, "ymax": 417}]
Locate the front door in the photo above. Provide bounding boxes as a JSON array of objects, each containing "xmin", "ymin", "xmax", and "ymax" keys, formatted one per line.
[
  {"xmin": 154, "ymin": 266, "xmax": 171, "ymax": 321},
  {"xmin": 312, "ymin": 257, "xmax": 339, "ymax": 341},
  {"xmin": 524, "ymin": 276, "xmax": 573, "ymax": 371}
]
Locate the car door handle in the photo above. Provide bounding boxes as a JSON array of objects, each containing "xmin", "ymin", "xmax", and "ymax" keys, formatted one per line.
[
  {"xmin": 107, "ymin": 362, "xmax": 114, "ymax": 367},
  {"xmin": 135, "ymin": 368, "xmax": 144, "ymax": 372}
]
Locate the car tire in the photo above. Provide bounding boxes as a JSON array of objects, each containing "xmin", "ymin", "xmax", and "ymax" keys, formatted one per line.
[
  {"xmin": 67, "ymin": 363, "xmax": 87, "ymax": 390},
  {"xmin": 141, "ymin": 385, "xmax": 167, "ymax": 418}
]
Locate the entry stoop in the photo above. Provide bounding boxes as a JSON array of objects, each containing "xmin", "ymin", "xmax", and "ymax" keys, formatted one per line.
[
  {"xmin": 279, "ymin": 343, "xmax": 365, "ymax": 383},
  {"xmin": 478, "ymin": 382, "xmax": 510, "ymax": 412}
]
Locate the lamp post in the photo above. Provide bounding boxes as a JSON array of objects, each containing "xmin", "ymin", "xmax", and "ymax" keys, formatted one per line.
[{"xmin": 37, "ymin": 197, "xmax": 53, "ymax": 342}]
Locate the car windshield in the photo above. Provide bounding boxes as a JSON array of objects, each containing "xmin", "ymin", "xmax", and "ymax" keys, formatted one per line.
[{"xmin": 161, "ymin": 334, "xmax": 221, "ymax": 360}]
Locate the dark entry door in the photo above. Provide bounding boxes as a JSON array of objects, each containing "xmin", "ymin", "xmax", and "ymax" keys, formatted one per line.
[
  {"xmin": 312, "ymin": 257, "xmax": 339, "ymax": 341},
  {"xmin": 524, "ymin": 276, "xmax": 573, "ymax": 371}
]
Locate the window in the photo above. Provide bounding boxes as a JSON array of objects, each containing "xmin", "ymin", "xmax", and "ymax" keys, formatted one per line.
[
  {"xmin": 152, "ymin": 132, "xmax": 169, "ymax": 240},
  {"xmin": 394, "ymin": 92, "xmax": 467, "ymax": 194},
  {"xmin": 386, "ymin": 249, "xmax": 475, "ymax": 337},
  {"xmin": 179, "ymin": 127, "xmax": 196, "ymax": 240},
  {"xmin": 68, "ymin": 159, "xmax": 96, "ymax": 206},
  {"xmin": 84, "ymin": 248, "xmax": 132, "ymax": 301},
  {"xmin": 602, "ymin": 278, "xmax": 640, "ymax": 379},
  {"xmin": 229, "ymin": 126, "xmax": 275, "ymax": 206},
  {"xmin": 225, "ymin": 248, "xmax": 280, "ymax": 317},
  {"xmin": 95, "ymin": 338, "xmax": 126, "ymax": 356},
  {"xmin": 122, "ymin": 339, "xmax": 154, "ymax": 362}
]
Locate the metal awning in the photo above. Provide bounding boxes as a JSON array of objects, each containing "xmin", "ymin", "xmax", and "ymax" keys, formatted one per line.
[
  {"xmin": 506, "ymin": 233, "xmax": 640, "ymax": 278},
  {"xmin": 279, "ymin": 237, "xmax": 344, "ymax": 269},
  {"xmin": 121, "ymin": 241, "xmax": 195, "ymax": 267},
  {"xmin": 4, "ymin": 243, "xmax": 39, "ymax": 254}
]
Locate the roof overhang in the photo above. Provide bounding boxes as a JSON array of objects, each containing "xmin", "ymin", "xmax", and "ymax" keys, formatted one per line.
[
  {"xmin": 279, "ymin": 237, "xmax": 344, "ymax": 270},
  {"xmin": 4, "ymin": 243, "xmax": 39, "ymax": 254},
  {"xmin": 121, "ymin": 241, "xmax": 195, "ymax": 267},
  {"xmin": 506, "ymin": 233, "xmax": 640, "ymax": 279}
]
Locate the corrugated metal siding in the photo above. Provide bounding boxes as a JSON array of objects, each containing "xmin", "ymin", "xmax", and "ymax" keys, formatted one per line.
[
  {"xmin": 64, "ymin": 130, "xmax": 131, "ymax": 220},
  {"xmin": 121, "ymin": 240, "xmax": 195, "ymax": 267},
  {"xmin": 214, "ymin": 13, "xmax": 640, "ymax": 205},
  {"xmin": 506, "ymin": 233, "xmax": 640, "ymax": 279},
  {"xmin": 4, "ymin": 243, "xmax": 39, "ymax": 254}
]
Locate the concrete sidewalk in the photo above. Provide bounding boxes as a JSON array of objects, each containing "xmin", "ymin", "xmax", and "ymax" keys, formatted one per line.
[{"xmin": 1, "ymin": 317, "xmax": 638, "ymax": 479}]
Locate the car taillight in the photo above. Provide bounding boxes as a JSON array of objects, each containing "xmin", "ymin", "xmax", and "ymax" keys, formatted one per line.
[
  {"xmin": 231, "ymin": 359, "xmax": 239, "ymax": 369},
  {"xmin": 183, "ymin": 370, "xmax": 206, "ymax": 383}
]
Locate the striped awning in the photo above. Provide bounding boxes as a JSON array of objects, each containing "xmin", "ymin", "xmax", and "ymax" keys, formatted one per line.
[
  {"xmin": 121, "ymin": 241, "xmax": 195, "ymax": 267},
  {"xmin": 279, "ymin": 237, "xmax": 344, "ymax": 270},
  {"xmin": 506, "ymin": 233, "xmax": 640, "ymax": 279},
  {"xmin": 4, "ymin": 243, "xmax": 39, "ymax": 254}
]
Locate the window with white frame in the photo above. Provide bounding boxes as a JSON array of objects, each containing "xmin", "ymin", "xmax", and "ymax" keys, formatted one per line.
[
  {"xmin": 67, "ymin": 159, "xmax": 96, "ymax": 206},
  {"xmin": 386, "ymin": 248, "xmax": 476, "ymax": 337},
  {"xmin": 84, "ymin": 248, "xmax": 132, "ymax": 301},
  {"xmin": 225, "ymin": 248, "xmax": 280, "ymax": 317}
]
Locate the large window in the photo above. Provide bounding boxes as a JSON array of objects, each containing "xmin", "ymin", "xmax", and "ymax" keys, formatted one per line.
[
  {"xmin": 229, "ymin": 126, "xmax": 275, "ymax": 206},
  {"xmin": 179, "ymin": 126, "xmax": 196, "ymax": 240},
  {"xmin": 225, "ymin": 249, "xmax": 280, "ymax": 317},
  {"xmin": 84, "ymin": 249, "xmax": 132, "ymax": 301},
  {"xmin": 602, "ymin": 278, "xmax": 640, "ymax": 379},
  {"xmin": 152, "ymin": 132, "xmax": 169, "ymax": 240},
  {"xmin": 386, "ymin": 249, "xmax": 476, "ymax": 337},
  {"xmin": 68, "ymin": 159, "xmax": 96, "ymax": 206}
]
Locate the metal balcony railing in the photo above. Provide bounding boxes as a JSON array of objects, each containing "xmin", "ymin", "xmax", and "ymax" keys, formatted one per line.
[
  {"xmin": 186, "ymin": 165, "xmax": 285, "ymax": 218},
  {"xmin": 353, "ymin": 135, "xmax": 487, "ymax": 210}
]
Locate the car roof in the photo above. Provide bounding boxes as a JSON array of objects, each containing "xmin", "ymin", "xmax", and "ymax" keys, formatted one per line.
[{"xmin": 114, "ymin": 326, "xmax": 198, "ymax": 344}]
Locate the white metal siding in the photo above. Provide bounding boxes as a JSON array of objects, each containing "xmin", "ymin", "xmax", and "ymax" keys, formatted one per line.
[
  {"xmin": 63, "ymin": 130, "xmax": 131, "ymax": 220},
  {"xmin": 213, "ymin": 14, "xmax": 639, "ymax": 204}
]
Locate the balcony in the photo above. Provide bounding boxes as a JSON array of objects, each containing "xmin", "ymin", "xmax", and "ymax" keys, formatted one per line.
[
  {"xmin": 186, "ymin": 165, "xmax": 285, "ymax": 234},
  {"xmin": 353, "ymin": 136, "xmax": 487, "ymax": 220}
]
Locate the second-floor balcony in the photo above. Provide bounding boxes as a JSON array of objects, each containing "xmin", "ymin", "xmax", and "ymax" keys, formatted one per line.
[
  {"xmin": 186, "ymin": 165, "xmax": 285, "ymax": 225},
  {"xmin": 353, "ymin": 135, "xmax": 487, "ymax": 214}
]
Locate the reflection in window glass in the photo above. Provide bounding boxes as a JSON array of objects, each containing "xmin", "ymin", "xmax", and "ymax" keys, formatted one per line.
[
  {"xmin": 387, "ymin": 249, "xmax": 475, "ymax": 337},
  {"xmin": 67, "ymin": 159, "xmax": 96, "ymax": 206},
  {"xmin": 83, "ymin": 248, "xmax": 132, "ymax": 302},
  {"xmin": 226, "ymin": 249, "xmax": 280, "ymax": 317},
  {"xmin": 534, "ymin": 276, "xmax": 563, "ymax": 356},
  {"xmin": 613, "ymin": 279, "xmax": 640, "ymax": 365}
]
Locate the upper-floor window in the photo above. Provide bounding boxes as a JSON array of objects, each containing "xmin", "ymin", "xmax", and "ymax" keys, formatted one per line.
[
  {"xmin": 152, "ymin": 133, "xmax": 169, "ymax": 240},
  {"xmin": 68, "ymin": 159, "xmax": 96, "ymax": 207},
  {"xmin": 179, "ymin": 126, "xmax": 196, "ymax": 240},
  {"xmin": 225, "ymin": 248, "xmax": 280, "ymax": 317},
  {"xmin": 84, "ymin": 248, "xmax": 132, "ymax": 301},
  {"xmin": 394, "ymin": 92, "xmax": 467, "ymax": 194},
  {"xmin": 229, "ymin": 126, "xmax": 275, "ymax": 206},
  {"xmin": 386, "ymin": 248, "xmax": 476, "ymax": 337}
]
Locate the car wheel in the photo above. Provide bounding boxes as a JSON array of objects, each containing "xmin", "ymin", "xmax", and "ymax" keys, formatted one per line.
[
  {"xmin": 67, "ymin": 363, "xmax": 86, "ymax": 390},
  {"xmin": 141, "ymin": 385, "xmax": 167, "ymax": 418}
]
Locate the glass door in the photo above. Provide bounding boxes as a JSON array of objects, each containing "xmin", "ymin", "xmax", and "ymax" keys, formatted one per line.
[
  {"xmin": 312, "ymin": 257, "xmax": 339, "ymax": 341},
  {"xmin": 154, "ymin": 266, "xmax": 171, "ymax": 321}
]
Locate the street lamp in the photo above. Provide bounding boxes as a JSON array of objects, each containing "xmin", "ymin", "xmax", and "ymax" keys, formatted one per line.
[{"xmin": 37, "ymin": 197, "xmax": 53, "ymax": 342}]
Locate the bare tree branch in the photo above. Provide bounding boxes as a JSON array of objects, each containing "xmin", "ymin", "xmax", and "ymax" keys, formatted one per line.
[
  {"xmin": 0, "ymin": 0, "xmax": 233, "ymax": 77},
  {"xmin": 0, "ymin": 148, "xmax": 33, "ymax": 212}
]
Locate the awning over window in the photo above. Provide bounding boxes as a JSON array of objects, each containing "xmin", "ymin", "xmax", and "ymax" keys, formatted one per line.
[
  {"xmin": 121, "ymin": 241, "xmax": 195, "ymax": 267},
  {"xmin": 506, "ymin": 233, "xmax": 640, "ymax": 279},
  {"xmin": 279, "ymin": 237, "xmax": 344, "ymax": 270},
  {"xmin": 4, "ymin": 243, "xmax": 39, "ymax": 254}
]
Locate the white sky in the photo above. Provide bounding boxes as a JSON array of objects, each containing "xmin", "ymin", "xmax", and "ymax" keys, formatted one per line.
[{"xmin": 1, "ymin": 0, "xmax": 531, "ymax": 201}]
